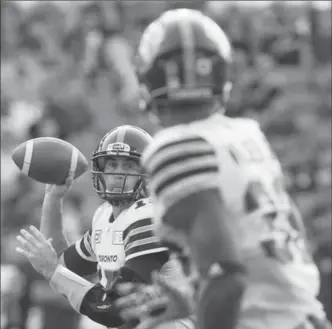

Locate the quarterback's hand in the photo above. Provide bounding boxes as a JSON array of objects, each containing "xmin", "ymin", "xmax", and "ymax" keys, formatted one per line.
[
  {"xmin": 115, "ymin": 271, "xmax": 195, "ymax": 329},
  {"xmin": 16, "ymin": 226, "xmax": 59, "ymax": 281},
  {"xmin": 45, "ymin": 176, "xmax": 73, "ymax": 199}
]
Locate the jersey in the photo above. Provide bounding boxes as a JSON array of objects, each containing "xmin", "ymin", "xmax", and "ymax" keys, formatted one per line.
[
  {"xmin": 142, "ymin": 112, "xmax": 325, "ymax": 329},
  {"xmin": 63, "ymin": 197, "xmax": 167, "ymax": 290}
]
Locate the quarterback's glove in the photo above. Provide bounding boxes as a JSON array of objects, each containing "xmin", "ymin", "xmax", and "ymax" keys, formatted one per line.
[{"xmin": 115, "ymin": 271, "xmax": 195, "ymax": 329}]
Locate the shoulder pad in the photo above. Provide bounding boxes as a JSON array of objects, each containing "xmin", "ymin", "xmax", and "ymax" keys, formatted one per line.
[
  {"xmin": 92, "ymin": 202, "xmax": 112, "ymax": 226},
  {"xmin": 123, "ymin": 198, "xmax": 167, "ymax": 261},
  {"xmin": 233, "ymin": 117, "xmax": 261, "ymax": 131},
  {"xmin": 130, "ymin": 198, "xmax": 152, "ymax": 214},
  {"xmin": 142, "ymin": 130, "xmax": 219, "ymax": 211}
]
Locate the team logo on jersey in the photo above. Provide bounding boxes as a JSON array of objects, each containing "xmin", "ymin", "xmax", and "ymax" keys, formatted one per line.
[
  {"xmin": 112, "ymin": 231, "xmax": 123, "ymax": 245},
  {"xmin": 107, "ymin": 143, "xmax": 130, "ymax": 153},
  {"xmin": 94, "ymin": 229, "xmax": 102, "ymax": 244}
]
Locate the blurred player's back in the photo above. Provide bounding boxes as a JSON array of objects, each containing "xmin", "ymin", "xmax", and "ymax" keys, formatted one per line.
[
  {"xmin": 151, "ymin": 112, "xmax": 324, "ymax": 329},
  {"xmin": 136, "ymin": 8, "xmax": 328, "ymax": 329}
]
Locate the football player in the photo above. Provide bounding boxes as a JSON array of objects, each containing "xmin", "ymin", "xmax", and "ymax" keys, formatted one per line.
[
  {"xmin": 17, "ymin": 125, "xmax": 194, "ymax": 329},
  {"xmin": 41, "ymin": 125, "xmax": 164, "ymax": 290},
  {"xmin": 115, "ymin": 9, "xmax": 330, "ymax": 329}
]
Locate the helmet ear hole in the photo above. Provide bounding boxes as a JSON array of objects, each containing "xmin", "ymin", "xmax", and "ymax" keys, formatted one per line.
[{"xmin": 222, "ymin": 82, "xmax": 233, "ymax": 104}]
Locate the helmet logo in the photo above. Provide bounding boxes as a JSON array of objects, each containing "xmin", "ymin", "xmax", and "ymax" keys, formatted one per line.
[
  {"xmin": 196, "ymin": 58, "xmax": 212, "ymax": 76},
  {"xmin": 107, "ymin": 143, "xmax": 130, "ymax": 153}
]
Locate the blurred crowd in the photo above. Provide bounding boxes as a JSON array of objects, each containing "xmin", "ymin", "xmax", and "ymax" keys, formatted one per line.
[{"xmin": 1, "ymin": 1, "xmax": 331, "ymax": 329}]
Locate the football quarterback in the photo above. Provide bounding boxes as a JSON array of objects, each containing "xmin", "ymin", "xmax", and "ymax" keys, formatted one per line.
[
  {"xmin": 116, "ymin": 8, "xmax": 330, "ymax": 329},
  {"xmin": 18, "ymin": 125, "xmax": 194, "ymax": 329}
]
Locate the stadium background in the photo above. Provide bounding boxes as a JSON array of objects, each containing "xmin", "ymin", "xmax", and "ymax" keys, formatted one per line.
[{"xmin": 1, "ymin": 1, "xmax": 331, "ymax": 329}]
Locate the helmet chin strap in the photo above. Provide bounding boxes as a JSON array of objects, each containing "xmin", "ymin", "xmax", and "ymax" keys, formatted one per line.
[
  {"xmin": 105, "ymin": 176, "xmax": 145, "ymax": 206},
  {"xmin": 105, "ymin": 188, "xmax": 136, "ymax": 207}
]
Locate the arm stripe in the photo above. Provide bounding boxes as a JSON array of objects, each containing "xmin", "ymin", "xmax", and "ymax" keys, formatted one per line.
[
  {"xmin": 151, "ymin": 150, "xmax": 215, "ymax": 177},
  {"xmin": 125, "ymin": 248, "xmax": 168, "ymax": 262},
  {"xmin": 75, "ymin": 240, "xmax": 95, "ymax": 261},
  {"xmin": 155, "ymin": 165, "xmax": 218, "ymax": 196},
  {"xmin": 124, "ymin": 230, "xmax": 155, "ymax": 249},
  {"xmin": 83, "ymin": 235, "xmax": 94, "ymax": 256},
  {"xmin": 123, "ymin": 224, "xmax": 155, "ymax": 247},
  {"xmin": 79, "ymin": 238, "xmax": 92, "ymax": 258},
  {"xmin": 86, "ymin": 229, "xmax": 92, "ymax": 244},
  {"xmin": 123, "ymin": 217, "xmax": 153, "ymax": 242},
  {"xmin": 150, "ymin": 136, "xmax": 205, "ymax": 156},
  {"xmin": 125, "ymin": 242, "xmax": 167, "ymax": 259},
  {"xmin": 126, "ymin": 237, "xmax": 159, "ymax": 251}
]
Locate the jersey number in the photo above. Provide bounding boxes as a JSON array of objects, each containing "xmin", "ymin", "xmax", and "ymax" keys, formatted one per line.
[{"xmin": 231, "ymin": 139, "xmax": 311, "ymax": 264}]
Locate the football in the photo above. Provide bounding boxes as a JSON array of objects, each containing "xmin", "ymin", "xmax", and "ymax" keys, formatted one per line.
[{"xmin": 12, "ymin": 137, "xmax": 89, "ymax": 185}]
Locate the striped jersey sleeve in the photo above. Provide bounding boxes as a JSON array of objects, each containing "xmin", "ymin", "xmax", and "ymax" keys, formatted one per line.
[
  {"xmin": 123, "ymin": 200, "xmax": 168, "ymax": 261},
  {"xmin": 74, "ymin": 229, "xmax": 97, "ymax": 262},
  {"xmin": 72, "ymin": 202, "xmax": 109, "ymax": 263},
  {"xmin": 62, "ymin": 229, "xmax": 98, "ymax": 276},
  {"xmin": 142, "ymin": 131, "xmax": 220, "ymax": 212}
]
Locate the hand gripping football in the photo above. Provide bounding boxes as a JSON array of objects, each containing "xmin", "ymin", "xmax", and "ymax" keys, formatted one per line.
[{"xmin": 12, "ymin": 137, "xmax": 88, "ymax": 185}]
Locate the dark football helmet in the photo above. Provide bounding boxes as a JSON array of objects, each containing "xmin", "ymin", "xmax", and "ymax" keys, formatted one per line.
[
  {"xmin": 91, "ymin": 125, "xmax": 153, "ymax": 205},
  {"xmin": 136, "ymin": 9, "xmax": 233, "ymax": 112}
]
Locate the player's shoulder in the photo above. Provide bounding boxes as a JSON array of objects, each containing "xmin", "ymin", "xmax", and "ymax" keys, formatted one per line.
[
  {"xmin": 142, "ymin": 124, "xmax": 213, "ymax": 168},
  {"xmin": 92, "ymin": 202, "xmax": 112, "ymax": 226},
  {"xmin": 216, "ymin": 116, "xmax": 267, "ymax": 148},
  {"xmin": 232, "ymin": 117, "xmax": 265, "ymax": 138},
  {"xmin": 226, "ymin": 116, "xmax": 261, "ymax": 131},
  {"xmin": 127, "ymin": 197, "xmax": 153, "ymax": 219},
  {"xmin": 122, "ymin": 197, "xmax": 155, "ymax": 242},
  {"xmin": 113, "ymin": 198, "xmax": 153, "ymax": 232},
  {"xmin": 149, "ymin": 124, "xmax": 203, "ymax": 148}
]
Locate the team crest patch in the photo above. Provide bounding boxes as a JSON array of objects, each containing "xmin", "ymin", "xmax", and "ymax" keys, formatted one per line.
[
  {"xmin": 94, "ymin": 230, "xmax": 102, "ymax": 244},
  {"xmin": 112, "ymin": 231, "xmax": 123, "ymax": 245}
]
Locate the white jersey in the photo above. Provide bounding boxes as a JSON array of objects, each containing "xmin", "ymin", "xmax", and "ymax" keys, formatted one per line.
[
  {"xmin": 142, "ymin": 113, "xmax": 324, "ymax": 329},
  {"xmin": 74, "ymin": 197, "xmax": 167, "ymax": 289}
]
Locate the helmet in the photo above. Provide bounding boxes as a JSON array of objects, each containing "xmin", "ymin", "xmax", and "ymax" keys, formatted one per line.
[
  {"xmin": 136, "ymin": 9, "xmax": 232, "ymax": 111},
  {"xmin": 91, "ymin": 125, "xmax": 153, "ymax": 205}
]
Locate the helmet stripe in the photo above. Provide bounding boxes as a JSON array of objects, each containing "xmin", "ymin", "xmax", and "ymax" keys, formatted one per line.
[
  {"xmin": 116, "ymin": 126, "xmax": 127, "ymax": 144},
  {"xmin": 178, "ymin": 16, "xmax": 196, "ymax": 86}
]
